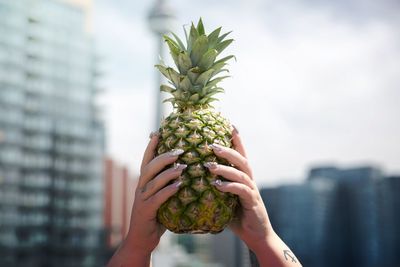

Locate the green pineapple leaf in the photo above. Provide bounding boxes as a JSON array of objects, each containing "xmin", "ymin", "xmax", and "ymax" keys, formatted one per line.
[
  {"xmin": 213, "ymin": 55, "xmax": 236, "ymax": 66},
  {"xmin": 160, "ymin": 85, "xmax": 176, "ymax": 93},
  {"xmin": 187, "ymin": 67, "xmax": 201, "ymax": 83},
  {"xmin": 213, "ymin": 68, "xmax": 229, "ymax": 76},
  {"xmin": 162, "ymin": 97, "xmax": 174, "ymax": 103},
  {"xmin": 207, "ymin": 76, "xmax": 230, "ymax": 88},
  {"xmin": 156, "ymin": 65, "xmax": 181, "ymax": 87},
  {"xmin": 208, "ymin": 27, "xmax": 222, "ymax": 47},
  {"xmin": 179, "ymin": 76, "xmax": 192, "ymax": 91},
  {"xmin": 196, "ymin": 69, "xmax": 215, "ymax": 86},
  {"xmin": 197, "ymin": 18, "xmax": 205, "ymax": 35},
  {"xmin": 198, "ymin": 49, "xmax": 218, "ymax": 71},
  {"xmin": 157, "ymin": 19, "xmax": 235, "ymax": 109},
  {"xmin": 187, "ymin": 22, "xmax": 199, "ymax": 53},
  {"xmin": 215, "ymin": 39, "xmax": 234, "ymax": 55},
  {"xmin": 171, "ymin": 32, "xmax": 186, "ymax": 51},
  {"xmin": 190, "ymin": 35, "xmax": 208, "ymax": 65},
  {"xmin": 204, "ymin": 88, "xmax": 225, "ymax": 98},
  {"xmin": 217, "ymin": 31, "xmax": 232, "ymax": 43},
  {"xmin": 177, "ymin": 51, "xmax": 192, "ymax": 74},
  {"xmin": 189, "ymin": 93, "xmax": 200, "ymax": 102}
]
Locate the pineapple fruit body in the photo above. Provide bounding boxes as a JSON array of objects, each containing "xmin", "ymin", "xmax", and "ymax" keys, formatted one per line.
[
  {"xmin": 156, "ymin": 109, "xmax": 238, "ymax": 233},
  {"xmin": 155, "ymin": 19, "xmax": 238, "ymax": 234}
]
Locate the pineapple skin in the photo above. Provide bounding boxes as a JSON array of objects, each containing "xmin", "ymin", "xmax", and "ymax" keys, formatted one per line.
[{"xmin": 156, "ymin": 108, "xmax": 239, "ymax": 234}]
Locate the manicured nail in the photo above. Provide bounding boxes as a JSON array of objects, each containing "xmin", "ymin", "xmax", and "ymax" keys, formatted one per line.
[
  {"xmin": 232, "ymin": 125, "xmax": 239, "ymax": 134},
  {"xmin": 209, "ymin": 144, "xmax": 223, "ymax": 152},
  {"xmin": 203, "ymin": 162, "xmax": 218, "ymax": 169},
  {"xmin": 149, "ymin": 131, "xmax": 159, "ymax": 139},
  {"xmin": 168, "ymin": 149, "xmax": 184, "ymax": 157},
  {"xmin": 211, "ymin": 179, "xmax": 223, "ymax": 187},
  {"xmin": 175, "ymin": 181, "xmax": 183, "ymax": 188},
  {"xmin": 173, "ymin": 163, "xmax": 187, "ymax": 171}
]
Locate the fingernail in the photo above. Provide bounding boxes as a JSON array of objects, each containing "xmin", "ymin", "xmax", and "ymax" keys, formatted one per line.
[
  {"xmin": 211, "ymin": 179, "xmax": 223, "ymax": 187},
  {"xmin": 149, "ymin": 131, "xmax": 159, "ymax": 139},
  {"xmin": 175, "ymin": 181, "xmax": 183, "ymax": 188},
  {"xmin": 203, "ymin": 162, "xmax": 218, "ymax": 169},
  {"xmin": 209, "ymin": 144, "xmax": 223, "ymax": 152},
  {"xmin": 232, "ymin": 125, "xmax": 239, "ymax": 134},
  {"xmin": 173, "ymin": 163, "xmax": 187, "ymax": 171},
  {"xmin": 168, "ymin": 149, "xmax": 184, "ymax": 157}
]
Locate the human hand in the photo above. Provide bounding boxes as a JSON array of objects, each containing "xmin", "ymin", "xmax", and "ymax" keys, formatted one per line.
[
  {"xmin": 107, "ymin": 133, "xmax": 185, "ymax": 267},
  {"xmin": 206, "ymin": 128, "xmax": 302, "ymax": 266},
  {"xmin": 205, "ymin": 128, "xmax": 273, "ymax": 251}
]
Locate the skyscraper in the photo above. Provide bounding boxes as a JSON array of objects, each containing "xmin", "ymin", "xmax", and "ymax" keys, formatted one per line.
[
  {"xmin": 0, "ymin": 0, "xmax": 104, "ymax": 266},
  {"xmin": 375, "ymin": 176, "xmax": 400, "ymax": 267},
  {"xmin": 103, "ymin": 158, "xmax": 137, "ymax": 249},
  {"xmin": 261, "ymin": 178, "xmax": 337, "ymax": 267},
  {"xmin": 260, "ymin": 165, "xmax": 395, "ymax": 267}
]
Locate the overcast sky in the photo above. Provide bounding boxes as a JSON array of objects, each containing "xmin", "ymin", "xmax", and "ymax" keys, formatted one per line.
[{"xmin": 93, "ymin": 0, "xmax": 400, "ymax": 187}]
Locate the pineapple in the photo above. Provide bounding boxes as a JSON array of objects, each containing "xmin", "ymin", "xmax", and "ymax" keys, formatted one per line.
[{"xmin": 155, "ymin": 19, "xmax": 238, "ymax": 234}]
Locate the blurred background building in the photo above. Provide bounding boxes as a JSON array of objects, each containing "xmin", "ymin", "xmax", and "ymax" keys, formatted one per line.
[
  {"xmin": 260, "ymin": 166, "xmax": 400, "ymax": 267},
  {"xmin": 103, "ymin": 157, "xmax": 136, "ymax": 249},
  {"xmin": 0, "ymin": 0, "xmax": 105, "ymax": 266}
]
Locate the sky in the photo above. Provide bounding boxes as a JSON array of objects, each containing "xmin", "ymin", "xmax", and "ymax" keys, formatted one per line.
[{"xmin": 92, "ymin": 0, "xmax": 400, "ymax": 187}]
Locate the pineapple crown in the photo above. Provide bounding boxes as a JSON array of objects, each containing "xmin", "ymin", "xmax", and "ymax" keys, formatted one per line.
[{"xmin": 156, "ymin": 18, "xmax": 235, "ymax": 110}]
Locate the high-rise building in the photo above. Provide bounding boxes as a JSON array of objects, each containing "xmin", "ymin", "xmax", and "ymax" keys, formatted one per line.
[
  {"xmin": 103, "ymin": 158, "xmax": 137, "ymax": 249},
  {"xmin": 308, "ymin": 166, "xmax": 382, "ymax": 267},
  {"xmin": 375, "ymin": 176, "xmax": 400, "ymax": 267},
  {"xmin": 261, "ymin": 178, "xmax": 337, "ymax": 267},
  {"xmin": 0, "ymin": 0, "xmax": 104, "ymax": 266},
  {"xmin": 260, "ymin": 165, "xmax": 398, "ymax": 267}
]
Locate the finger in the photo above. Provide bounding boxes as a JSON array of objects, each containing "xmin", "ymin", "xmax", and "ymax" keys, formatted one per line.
[
  {"xmin": 141, "ymin": 164, "xmax": 187, "ymax": 200},
  {"xmin": 139, "ymin": 149, "xmax": 184, "ymax": 188},
  {"xmin": 231, "ymin": 126, "xmax": 247, "ymax": 158},
  {"xmin": 211, "ymin": 180, "xmax": 254, "ymax": 207},
  {"xmin": 209, "ymin": 143, "xmax": 253, "ymax": 178},
  {"xmin": 204, "ymin": 163, "xmax": 254, "ymax": 189},
  {"xmin": 148, "ymin": 180, "xmax": 183, "ymax": 213},
  {"xmin": 140, "ymin": 132, "xmax": 159, "ymax": 174}
]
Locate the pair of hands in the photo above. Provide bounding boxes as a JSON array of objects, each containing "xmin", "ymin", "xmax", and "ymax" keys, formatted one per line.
[
  {"xmin": 127, "ymin": 129, "xmax": 273, "ymax": 253},
  {"xmin": 108, "ymin": 129, "xmax": 289, "ymax": 267}
]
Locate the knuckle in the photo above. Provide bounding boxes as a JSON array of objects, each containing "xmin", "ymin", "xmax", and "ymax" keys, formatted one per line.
[
  {"xmin": 243, "ymin": 185, "xmax": 252, "ymax": 196},
  {"xmin": 242, "ymin": 158, "xmax": 250, "ymax": 168},
  {"xmin": 239, "ymin": 172, "xmax": 247, "ymax": 182}
]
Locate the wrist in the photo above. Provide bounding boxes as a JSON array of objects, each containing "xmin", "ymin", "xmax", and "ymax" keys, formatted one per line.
[
  {"xmin": 248, "ymin": 229, "xmax": 277, "ymax": 255},
  {"xmin": 108, "ymin": 238, "xmax": 152, "ymax": 267},
  {"xmin": 123, "ymin": 237, "xmax": 153, "ymax": 258}
]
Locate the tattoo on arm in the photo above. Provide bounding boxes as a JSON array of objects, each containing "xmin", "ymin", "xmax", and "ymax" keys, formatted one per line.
[{"xmin": 283, "ymin": 250, "xmax": 297, "ymax": 263}]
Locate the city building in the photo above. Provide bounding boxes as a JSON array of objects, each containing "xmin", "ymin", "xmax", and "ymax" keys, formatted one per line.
[
  {"xmin": 308, "ymin": 166, "xmax": 382, "ymax": 267},
  {"xmin": 261, "ymin": 178, "xmax": 337, "ymax": 267},
  {"xmin": 0, "ymin": 0, "xmax": 104, "ymax": 266},
  {"xmin": 375, "ymin": 175, "xmax": 400, "ymax": 267},
  {"xmin": 103, "ymin": 157, "xmax": 137, "ymax": 249},
  {"xmin": 260, "ymin": 165, "xmax": 399, "ymax": 267}
]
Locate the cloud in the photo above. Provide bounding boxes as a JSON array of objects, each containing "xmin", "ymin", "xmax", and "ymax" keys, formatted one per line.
[
  {"xmin": 95, "ymin": 1, "xmax": 400, "ymax": 186},
  {"xmin": 93, "ymin": 1, "xmax": 155, "ymax": 91}
]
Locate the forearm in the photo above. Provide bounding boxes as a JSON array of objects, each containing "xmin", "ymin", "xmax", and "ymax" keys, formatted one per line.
[
  {"xmin": 251, "ymin": 231, "xmax": 302, "ymax": 267},
  {"xmin": 107, "ymin": 239, "xmax": 152, "ymax": 267}
]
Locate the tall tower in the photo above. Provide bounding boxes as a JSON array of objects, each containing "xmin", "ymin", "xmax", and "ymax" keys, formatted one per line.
[{"xmin": 0, "ymin": 0, "xmax": 104, "ymax": 266}]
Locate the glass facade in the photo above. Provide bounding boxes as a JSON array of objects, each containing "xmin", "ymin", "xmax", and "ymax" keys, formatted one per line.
[
  {"xmin": 0, "ymin": 0, "xmax": 104, "ymax": 266},
  {"xmin": 261, "ymin": 166, "xmax": 400, "ymax": 267}
]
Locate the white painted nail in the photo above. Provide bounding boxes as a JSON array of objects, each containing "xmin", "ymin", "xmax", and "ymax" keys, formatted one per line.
[
  {"xmin": 209, "ymin": 144, "xmax": 223, "ymax": 152},
  {"xmin": 175, "ymin": 181, "xmax": 183, "ymax": 188},
  {"xmin": 203, "ymin": 162, "xmax": 218, "ymax": 169},
  {"xmin": 211, "ymin": 179, "xmax": 223, "ymax": 186},
  {"xmin": 149, "ymin": 131, "xmax": 159, "ymax": 139},
  {"xmin": 168, "ymin": 149, "xmax": 184, "ymax": 157},
  {"xmin": 173, "ymin": 163, "xmax": 187, "ymax": 170}
]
